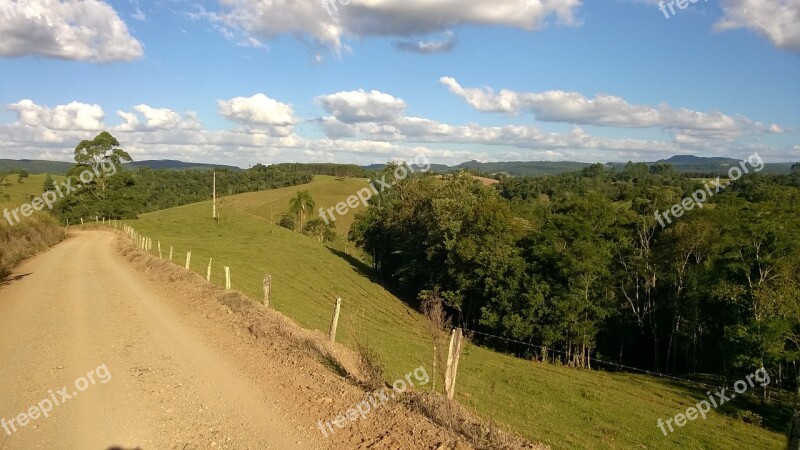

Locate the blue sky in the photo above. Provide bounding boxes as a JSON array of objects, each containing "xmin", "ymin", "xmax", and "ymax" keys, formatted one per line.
[{"xmin": 0, "ymin": 0, "xmax": 798, "ymax": 167}]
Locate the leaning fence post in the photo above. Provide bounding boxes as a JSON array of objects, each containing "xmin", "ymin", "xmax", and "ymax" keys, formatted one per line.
[
  {"xmin": 225, "ymin": 266, "xmax": 231, "ymax": 290},
  {"xmin": 444, "ymin": 328, "xmax": 464, "ymax": 400},
  {"xmin": 158, "ymin": 241, "xmax": 162, "ymax": 259},
  {"xmin": 207, "ymin": 258, "xmax": 213, "ymax": 282},
  {"xmin": 328, "ymin": 297, "xmax": 342, "ymax": 343},
  {"xmin": 263, "ymin": 274, "xmax": 272, "ymax": 308},
  {"xmin": 169, "ymin": 246, "xmax": 173, "ymax": 261},
  {"xmin": 185, "ymin": 251, "xmax": 191, "ymax": 270}
]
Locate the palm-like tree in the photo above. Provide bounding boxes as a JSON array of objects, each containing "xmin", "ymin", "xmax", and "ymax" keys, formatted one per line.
[{"xmin": 289, "ymin": 191, "xmax": 315, "ymax": 232}]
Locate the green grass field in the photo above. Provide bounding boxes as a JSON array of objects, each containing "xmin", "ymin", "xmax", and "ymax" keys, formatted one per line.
[
  {"xmin": 0, "ymin": 173, "xmax": 66, "ymax": 209},
  {"xmin": 117, "ymin": 176, "xmax": 787, "ymax": 450}
]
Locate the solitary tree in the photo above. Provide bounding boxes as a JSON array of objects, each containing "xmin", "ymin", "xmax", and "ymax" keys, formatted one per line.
[
  {"xmin": 73, "ymin": 131, "xmax": 132, "ymax": 197},
  {"xmin": 289, "ymin": 191, "xmax": 315, "ymax": 232},
  {"xmin": 42, "ymin": 174, "xmax": 55, "ymax": 193}
]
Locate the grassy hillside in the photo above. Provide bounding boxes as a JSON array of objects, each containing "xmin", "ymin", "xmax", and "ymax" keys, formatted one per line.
[
  {"xmin": 1, "ymin": 173, "xmax": 66, "ymax": 208},
  {"xmin": 119, "ymin": 176, "xmax": 786, "ymax": 450},
  {"xmin": 0, "ymin": 174, "xmax": 69, "ymax": 279}
]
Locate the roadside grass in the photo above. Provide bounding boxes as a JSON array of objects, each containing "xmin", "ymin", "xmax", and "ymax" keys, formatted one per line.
[{"xmin": 119, "ymin": 176, "xmax": 787, "ymax": 450}]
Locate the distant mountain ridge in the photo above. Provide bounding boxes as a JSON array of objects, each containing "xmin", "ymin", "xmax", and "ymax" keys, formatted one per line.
[
  {"xmin": 0, "ymin": 159, "xmax": 242, "ymax": 175},
  {"xmin": 2, "ymin": 155, "xmax": 795, "ymax": 177}
]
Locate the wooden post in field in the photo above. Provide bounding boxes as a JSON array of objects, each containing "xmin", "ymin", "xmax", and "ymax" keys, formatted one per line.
[
  {"xmin": 158, "ymin": 241, "xmax": 162, "ymax": 259},
  {"xmin": 328, "ymin": 297, "xmax": 342, "ymax": 343},
  {"xmin": 80, "ymin": 217, "xmax": 84, "ymax": 225},
  {"xmin": 444, "ymin": 328, "xmax": 464, "ymax": 400},
  {"xmin": 102, "ymin": 217, "xmax": 105, "ymax": 225},
  {"xmin": 169, "ymin": 246, "xmax": 173, "ymax": 261},
  {"xmin": 185, "ymin": 252, "xmax": 191, "ymax": 270},
  {"xmin": 263, "ymin": 274, "xmax": 272, "ymax": 308},
  {"xmin": 224, "ymin": 267, "xmax": 231, "ymax": 290},
  {"xmin": 206, "ymin": 259, "xmax": 212, "ymax": 282}
]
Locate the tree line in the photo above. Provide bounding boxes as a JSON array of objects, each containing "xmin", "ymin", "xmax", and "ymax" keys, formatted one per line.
[
  {"xmin": 49, "ymin": 132, "xmax": 313, "ymax": 223},
  {"xmin": 349, "ymin": 162, "xmax": 800, "ymax": 399}
]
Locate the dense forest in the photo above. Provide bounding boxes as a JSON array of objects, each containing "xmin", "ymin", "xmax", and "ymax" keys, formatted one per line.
[{"xmin": 350, "ymin": 162, "xmax": 800, "ymax": 397}]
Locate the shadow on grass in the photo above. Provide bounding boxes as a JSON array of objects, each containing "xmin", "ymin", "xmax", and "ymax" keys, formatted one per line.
[
  {"xmin": 325, "ymin": 247, "xmax": 421, "ymax": 311},
  {"xmin": 325, "ymin": 247, "xmax": 373, "ymax": 279},
  {"xmin": 653, "ymin": 377, "xmax": 792, "ymax": 434}
]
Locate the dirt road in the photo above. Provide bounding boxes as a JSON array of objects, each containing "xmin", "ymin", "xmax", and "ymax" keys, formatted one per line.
[{"xmin": 0, "ymin": 231, "xmax": 320, "ymax": 449}]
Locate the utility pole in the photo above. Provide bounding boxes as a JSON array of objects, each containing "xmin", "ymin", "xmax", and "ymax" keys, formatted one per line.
[{"xmin": 212, "ymin": 171, "xmax": 217, "ymax": 220}]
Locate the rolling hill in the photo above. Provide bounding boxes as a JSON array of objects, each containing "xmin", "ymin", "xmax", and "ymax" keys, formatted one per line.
[
  {"xmin": 0, "ymin": 159, "xmax": 242, "ymax": 175},
  {"xmin": 117, "ymin": 175, "xmax": 786, "ymax": 450}
]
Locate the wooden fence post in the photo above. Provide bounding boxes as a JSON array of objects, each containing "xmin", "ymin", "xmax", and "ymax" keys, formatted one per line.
[
  {"xmin": 328, "ymin": 297, "xmax": 342, "ymax": 342},
  {"xmin": 225, "ymin": 267, "xmax": 231, "ymax": 289},
  {"xmin": 169, "ymin": 246, "xmax": 173, "ymax": 261},
  {"xmin": 263, "ymin": 274, "xmax": 272, "ymax": 308},
  {"xmin": 158, "ymin": 241, "xmax": 162, "ymax": 259},
  {"xmin": 444, "ymin": 328, "xmax": 464, "ymax": 400},
  {"xmin": 185, "ymin": 251, "xmax": 191, "ymax": 270},
  {"xmin": 80, "ymin": 217, "xmax": 84, "ymax": 225},
  {"xmin": 207, "ymin": 259, "xmax": 212, "ymax": 282}
]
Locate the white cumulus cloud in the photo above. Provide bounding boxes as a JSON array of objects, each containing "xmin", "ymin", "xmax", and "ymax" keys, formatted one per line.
[
  {"xmin": 715, "ymin": 0, "xmax": 800, "ymax": 52},
  {"xmin": 440, "ymin": 77, "xmax": 784, "ymax": 136},
  {"xmin": 316, "ymin": 90, "xmax": 407, "ymax": 123},
  {"xmin": 7, "ymin": 99, "xmax": 105, "ymax": 131},
  {"xmin": 115, "ymin": 105, "xmax": 202, "ymax": 131},
  {"xmin": 208, "ymin": 0, "xmax": 582, "ymax": 53},
  {"xmin": 218, "ymin": 93, "xmax": 297, "ymax": 136},
  {"xmin": 0, "ymin": 0, "xmax": 144, "ymax": 62}
]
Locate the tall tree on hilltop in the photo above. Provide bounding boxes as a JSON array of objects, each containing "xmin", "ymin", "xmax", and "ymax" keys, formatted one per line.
[{"xmin": 73, "ymin": 131, "xmax": 132, "ymax": 199}]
